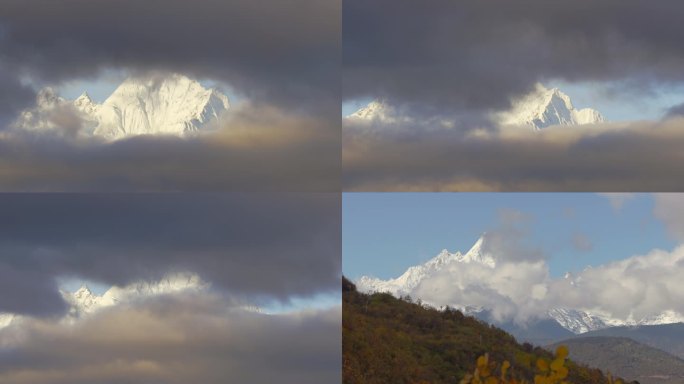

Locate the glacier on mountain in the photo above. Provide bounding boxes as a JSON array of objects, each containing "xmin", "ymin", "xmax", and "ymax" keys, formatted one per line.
[{"xmin": 14, "ymin": 74, "xmax": 230, "ymax": 140}]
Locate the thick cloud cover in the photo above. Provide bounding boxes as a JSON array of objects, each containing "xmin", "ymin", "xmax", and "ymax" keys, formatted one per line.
[
  {"xmin": 0, "ymin": 1, "xmax": 340, "ymax": 191},
  {"xmin": 0, "ymin": 293, "xmax": 341, "ymax": 384},
  {"xmin": 0, "ymin": 193, "xmax": 341, "ymax": 316},
  {"xmin": 0, "ymin": 104, "xmax": 340, "ymax": 191},
  {"xmin": 363, "ymin": 195, "xmax": 684, "ymax": 325},
  {"xmin": 654, "ymin": 194, "xmax": 684, "ymax": 241},
  {"xmin": 344, "ymin": 118, "xmax": 684, "ymax": 191},
  {"xmin": 343, "ymin": 0, "xmax": 684, "ymax": 191},
  {"xmin": 412, "ymin": 243, "xmax": 684, "ymax": 325},
  {"xmin": 0, "ymin": 0, "xmax": 340, "ymax": 110},
  {"xmin": 344, "ymin": 0, "xmax": 684, "ymax": 113}
]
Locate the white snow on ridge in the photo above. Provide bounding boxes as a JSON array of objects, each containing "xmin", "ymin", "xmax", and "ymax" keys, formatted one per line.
[
  {"xmin": 0, "ymin": 274, "xmax": 212, "ymax": 330},
  {"xmin": 60, "ymin": 273, "xmax": 208, "ymax": 320},
  {"xmin": 547, "ymin": 308, "xmax": 608, "ymax": 334},
  {"xmin": 14, "ymin": 74, "xmax": 231, "ymax": 140},
  {"xmin": 356, "ymin": 235, "xmax": 495, "ymax": 297},
  {"xmin": 497, "ymin": 84, "xmax": 605, "ymax": 130},
  {"xmin": 346, "ymin": 84, "xmax": 606, "ymax": 131},
  {"xmin": 357, "ymin": 235, "xmax": 684, "ymax": 335}
]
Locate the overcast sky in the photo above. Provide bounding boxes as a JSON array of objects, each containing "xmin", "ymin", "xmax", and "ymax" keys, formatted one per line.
[
  {"xmin": 343, "ymin": 0, "xmax": 684, "ymax": 191},
  {"xmin": 0, "ymin": 0, "xmax": 340, "ymax": 192},
  {"xmin": 0, "ymin": 193, "xmax": 341, "ymax": 384}
]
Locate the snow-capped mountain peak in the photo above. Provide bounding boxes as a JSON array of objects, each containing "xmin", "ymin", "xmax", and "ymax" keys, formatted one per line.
[
  {"xmin": 346, "ymin": 85, "xmax": 605, "ymax": 131},
  {"xmin": 547, "ymin": 308, "xmax": 608, "ymax": 334},
  {"xmin": 14, "ymin": 73, "xmax": 231, "ymax": 140},
  {"xmin": 497, "ymin": 84, "xmax": 606, "ymax": 130},
  {"xmin": 461, "ymin": 234, "xmax": 496, "ymax": 267},
  {"xmin": 356, "ymin": 235, "xmax": 495, "ymax": 296},
  {"xmin": 94, "ymin": 74, "xmax": 230, "ymax": 139},
  {"xmin": 345, "ymin": 99, "xmax": 412, "ymax": 126}
]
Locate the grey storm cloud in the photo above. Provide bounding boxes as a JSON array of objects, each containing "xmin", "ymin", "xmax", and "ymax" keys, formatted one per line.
[
  {"xmin": 0, "ymin": 104, "xmax": 340, "ymax": 192},
  {"xmin": 0, "ymin": 64, "xmax": 35, "ymax": 126},
  {"xmin": 0, "ymin": 294, "xmax": 341, "ymax": 384},
  {"xmin": 344, "ymin": 0, "xmax": 684, "ymax": 114},
  {"xmin": 0, "ymin": 0, "xmax": 340, "ymax": 111},
  {"xmin": 343, "ymin": 117, "xmax": 684, "ymax": 191},
  {"xmin": 0, "ymin": 193, "xmax": 341, "ymax": 316},
  {"xmin": 482, "ymin": 209, "xmax": 546, "ymax": 263},
  {"xmin": 0, "ymin": 0, "xmax": 341, "ymax": 192}
]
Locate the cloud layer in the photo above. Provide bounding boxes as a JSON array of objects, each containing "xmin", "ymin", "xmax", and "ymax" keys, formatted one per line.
[
  {"xmin": 0, "ymin": 293, "xmax": 341, "ymax": 384},
  {"xmin": 0, "ymin": 193, "xmax": 341, "ymax": 316},
  {"xmin": 0, "ymin": 102, "xmax": 340, "ymax": 191},
  {"xmin": 344, "ymin": 0, "xmax": 684, "ymax": 113},
  {"xmin": 0, "ymin": 1, "xmax": 340, "ymax": 192},
  {"xmin": 344, "ymin": 118, "xmax": 684, "ymax": 191},
  {"xmin": 361, "ymin": 195, "xmax": 684, "ymax": 325},
  {"xmin": 0, "ymin": 0, "xmax": 339, "ymax": 110},
  {"xmin": 388, "ymin": 241, "xmax": 684, "ymax": 326}
]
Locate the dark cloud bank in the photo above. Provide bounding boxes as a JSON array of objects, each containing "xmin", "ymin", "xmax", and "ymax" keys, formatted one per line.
[
  {"xmin": 0, "ymin": 294, "xmax": 341, "ymax": 384},
  {"xmin": 0, "ymin": 0, "xmax": 341, "ymax": 191},
  {"xmin": 344, "ymin": 0, "xmax": 684, "ymax": 112},
  {"xmin": 343, "ymin": 0, "xmax": 684, "ymax": 191},
  {"xmin": 0, "ymin": 193, "xmax": 341, "ymax": 316},
  {"xmin": 0, "ymin": 0, "xmax": 339, "ymax": 111},
  {"xmin": 0, "ymin": 105, "xmax": 341, "ymax": 192}
]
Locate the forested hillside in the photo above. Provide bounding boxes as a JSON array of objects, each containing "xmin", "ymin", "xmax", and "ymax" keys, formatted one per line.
[{"xmin": 343, "ymin": 277, "xmax": 633, "ymax": 384}]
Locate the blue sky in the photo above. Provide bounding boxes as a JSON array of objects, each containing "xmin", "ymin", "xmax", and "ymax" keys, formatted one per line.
[
  {"xmin": 342, "ymin": 81, "xmax": 684, "ymax": 121},
  {"xmin": 343, "ymin": 193, "xmax": 676, "ymax": 280}
]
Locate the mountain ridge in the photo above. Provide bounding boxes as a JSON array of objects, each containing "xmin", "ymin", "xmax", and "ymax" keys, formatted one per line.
[
  {"xmin": 15, "ymin": 73, "xmax": 230, "ymax": 140},
  {"xmin": 346, "ymin": 84, "xmax": 606, "ymax": 130},
  {"xmin": 356, "ymin": 236, "xmax": 683, "ymax": 336}
]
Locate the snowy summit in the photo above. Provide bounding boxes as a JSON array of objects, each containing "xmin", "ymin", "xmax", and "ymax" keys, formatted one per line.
[
  {"xmin": 16, "ymin": 74, "xmax": 231, "ymax": 140},
  {"xmin": 346, "ymin": 84, "xmax": 606, "ymax": 131},
  {"xmin": 356, "ymin": 235, "xmax": 684, "ymax": 335},
  {"xmin": 497, "ymin": 84, "xmax": 605, "ymax": 130}
]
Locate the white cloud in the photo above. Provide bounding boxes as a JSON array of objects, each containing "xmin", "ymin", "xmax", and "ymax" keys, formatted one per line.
[
  {"xmin": 654, "ymin": 193, "xmax": 684, "ymax": 241},
  {"xmin": 372, "ymin": 242, "xmax": 684, "ymax": 326},
  {"xmin": 0, "ymin": 291, "xmax": 341, "ymax": 384},
  {"xmin": 597, "ymin": 193, "xmax": 636, "ymax": 212}
]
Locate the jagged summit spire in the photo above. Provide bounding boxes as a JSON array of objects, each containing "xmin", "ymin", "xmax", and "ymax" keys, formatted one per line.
[
  {"xmin": 74, "ymin": 284, "xmax": 93, "ymax": 297},
  {"xmin": 14, "ymin": 73, "xmax": 232, "ymax": 140},
  {"xmin": 77, "ymin": 91, "xmax": 91, "ymax": 100},
  {"xmin": 497, "ymin": 83, "xmax": 605, "ymax": 130}
]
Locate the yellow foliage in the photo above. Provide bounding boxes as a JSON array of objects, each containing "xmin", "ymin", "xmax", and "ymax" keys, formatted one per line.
[{"xmin": 459, "ymin": 345, "xmax": 581, "ymax": 384}]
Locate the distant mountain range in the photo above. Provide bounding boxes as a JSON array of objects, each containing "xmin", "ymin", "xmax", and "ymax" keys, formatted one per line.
[
  {"xmin": 346, "ymin": 84, "xmax": 606, "ymax": 130},
  {"xmin": 572, "ymin": 323, "xmax": 684, "ymax": 360},
  {"xmin": 355, "ymin": 235, "xmax": 684, "ymax": 341},
  {"xmin": 550, "ymin": 337, "xmax": 684, "ymax": 384},
  {"xmin": 15, "ymin": 73, "xmax": 230, "ymax": 140}
]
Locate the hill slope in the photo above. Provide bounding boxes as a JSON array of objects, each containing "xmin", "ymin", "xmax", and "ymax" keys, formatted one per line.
[
  {"xmin": 343, "ymin": 277, "xmax": 629, "ymax": 384},
  {"xmin": 550, "ymin": 337, "xmax": 684, "ymax": 384},
  {"xmin": 573, "ymin": 323, "xmax": 684, "ymax": 360}
]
